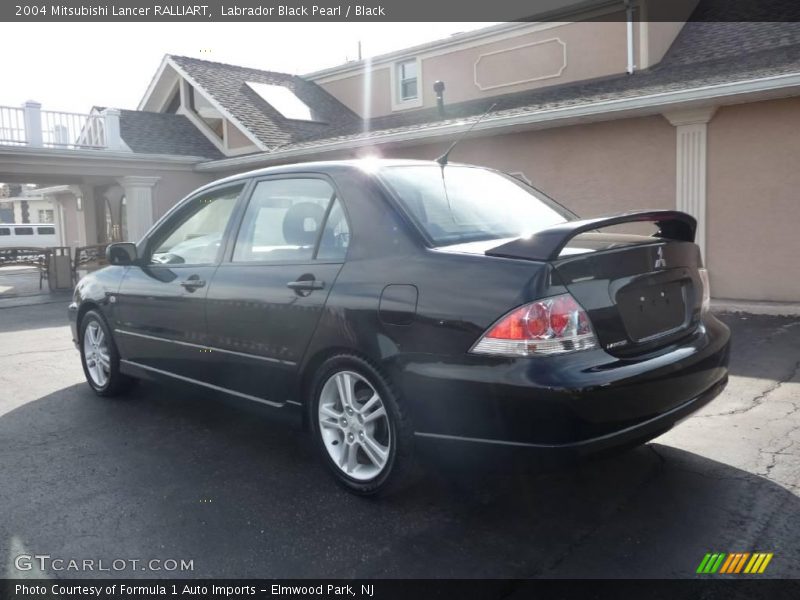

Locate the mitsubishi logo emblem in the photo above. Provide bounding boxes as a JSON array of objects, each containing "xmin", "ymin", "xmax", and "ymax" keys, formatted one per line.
[{"xmin": 655, "ymin": 247, "xmax": 667, "ymax": 269}]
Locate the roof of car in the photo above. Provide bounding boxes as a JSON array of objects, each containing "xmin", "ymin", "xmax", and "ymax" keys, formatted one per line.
[{"xmin": 201, "ymin": 158, "xmax": 473, "ymax": 190}]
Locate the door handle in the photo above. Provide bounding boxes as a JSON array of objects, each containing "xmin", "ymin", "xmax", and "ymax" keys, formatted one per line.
[
  {"xmin": 287, "ymin": 279, "xmax": 325, "ymax": 291},
  {"xmin": 180, "ymin": 278, "xmax": 206, "ymax": 291}
]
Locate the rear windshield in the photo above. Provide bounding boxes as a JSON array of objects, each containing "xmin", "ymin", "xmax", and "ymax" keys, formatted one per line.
[{"xmin": 378, "ymin": 165, "xmax": 572, "ymax": 246}]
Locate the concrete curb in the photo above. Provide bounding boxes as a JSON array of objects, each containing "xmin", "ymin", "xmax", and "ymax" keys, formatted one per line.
[
  {"xmin": 712, "ymin": 298, "xmax": 800, "ymax": 317},
  {"xmin": 0, "ymin": 292, "xmax": 72, "ymax": 310}
]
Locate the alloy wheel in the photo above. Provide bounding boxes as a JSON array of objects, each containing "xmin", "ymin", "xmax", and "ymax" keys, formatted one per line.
[
  {"xmin": 317, "ymin": 370, "xmax": 391, "ymax": 481},
  {"xmin": 83, "ymin": 321, "xmax": 111, "ymax": 388}
]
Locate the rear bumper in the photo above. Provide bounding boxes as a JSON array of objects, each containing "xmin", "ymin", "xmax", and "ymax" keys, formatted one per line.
[
  {"xmin": 414, "ymin": 374, "xmax": 726, "ymax": 458},
  {"xmin": 401, "ymin": 314, "xmax": 730, "ymax": 453}
]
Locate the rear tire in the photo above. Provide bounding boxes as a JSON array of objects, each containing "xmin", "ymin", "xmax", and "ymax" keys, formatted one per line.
[
  {"xmin": 309, "ymin": 354, "xmax": 417, "ymax": 496},
  {"xmin": 79, "ymin": 310, "xmax": 134, "ymax": 397}
]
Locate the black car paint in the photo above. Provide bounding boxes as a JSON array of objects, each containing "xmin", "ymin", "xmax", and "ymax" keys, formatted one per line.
[{"xmin": 69, "ymin": 160, "xmax": 730, "ymax": 453}]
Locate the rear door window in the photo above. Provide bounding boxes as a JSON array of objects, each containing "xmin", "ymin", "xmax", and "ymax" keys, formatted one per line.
[{"xmin": 232, "ymin": 178, "xmax": 348, "ymax": 263}]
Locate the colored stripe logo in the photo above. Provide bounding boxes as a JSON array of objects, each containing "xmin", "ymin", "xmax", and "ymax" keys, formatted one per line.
[{"xmin": 697, "ymin": 552, "xmax": 773, "ymax": 574}]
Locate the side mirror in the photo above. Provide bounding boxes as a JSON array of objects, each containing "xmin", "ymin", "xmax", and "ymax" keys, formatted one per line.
[{"xmin": 106, "ymin": 242, "xmax": 138, "ymax": 266}]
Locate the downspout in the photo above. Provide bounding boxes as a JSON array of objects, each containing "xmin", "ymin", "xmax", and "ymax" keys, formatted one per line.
[{"xmin": 625, "ymin": 0, "xmax": 636, "ymax": 74}]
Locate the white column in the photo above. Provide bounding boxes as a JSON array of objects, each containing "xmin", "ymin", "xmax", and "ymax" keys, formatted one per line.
[
  {"xmin": 22, "ymin": 100, "xmax": 43, "ymax": 147},
  {"xmin": 118, "ymin": 176, "xmax": 160, "ymax": 242},
  {"xmin": 101, "ymin": 108, "xmax": 125, "ymax": 151},
  {"xmin": 663, "ymin": 107, "xmax": 717, "ymax": 260},
  {"xmin": 103, "ymin": 185, "xmax": 125, "ymax": 242}
]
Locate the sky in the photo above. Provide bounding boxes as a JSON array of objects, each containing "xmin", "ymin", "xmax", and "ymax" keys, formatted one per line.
[{"xmin": 0, "ymin": 22, "xmax": 497, "ymax": 114}]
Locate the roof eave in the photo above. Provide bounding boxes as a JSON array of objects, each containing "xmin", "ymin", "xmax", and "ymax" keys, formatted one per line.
[
  {"xmin": 195, "ymin": 70, "xmax": 800, "ymax": 173},
  {"xmin": 137, "ymin": 55, "xmax": 172, "ymax": 111},
  {"xmin": 0, "ymin": 145, "xmax": 208, "ymax": 164}
]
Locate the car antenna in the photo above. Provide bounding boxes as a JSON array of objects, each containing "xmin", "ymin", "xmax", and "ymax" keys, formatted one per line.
[{"xmin": 435, "ymin": 102, "xmax": 497, "ymax": 167}]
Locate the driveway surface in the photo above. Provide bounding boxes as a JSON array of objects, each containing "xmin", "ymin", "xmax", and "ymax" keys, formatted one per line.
[{"xmin": 0, "ymin": 300, "xmax": 798, "ymax": 578}]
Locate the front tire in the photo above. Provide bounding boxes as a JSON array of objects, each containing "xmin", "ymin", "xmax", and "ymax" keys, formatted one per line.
[
  {"xmin": 309, "ymin": 355, "xmax": 417, "ymax": 496},
  {"xmin": 79, "ymin": 310, "xmax": 134, "ymax": 397}
]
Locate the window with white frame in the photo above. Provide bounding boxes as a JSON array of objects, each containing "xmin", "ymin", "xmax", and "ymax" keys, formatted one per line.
[
  {"xmin": 37, "ymin": 209, "xmax": 54, "ymax": 224},
  {"xmin": 397, "ymin": 59, "xmax": 418, "ymax": 102}
]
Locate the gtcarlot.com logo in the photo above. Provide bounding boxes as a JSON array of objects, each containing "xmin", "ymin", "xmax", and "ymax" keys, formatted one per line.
[
  {"xmin": 696, "ymin": 552, "xmax": 774, "ymax": 574},
  {"xmin": 14, "ymin": 554, "xmax": 194, "ymax": 572}
]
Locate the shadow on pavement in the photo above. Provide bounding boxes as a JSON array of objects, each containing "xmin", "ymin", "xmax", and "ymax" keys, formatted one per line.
[
  {"xmin": 0, "ymin": 294, "xmax": 73, "ymax": 333},
  {"xmin": 716, "ymin": 312, "xmax": 800, "ymax": 381},
  {"xmin": 1, "ymin": 379, "xmax": 798, "ymax": 579}
]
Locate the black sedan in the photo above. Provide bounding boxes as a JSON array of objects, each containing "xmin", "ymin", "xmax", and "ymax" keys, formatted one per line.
[{"xmin": 68, "ymin": 159, "xmax": 730, "ymax": 495}]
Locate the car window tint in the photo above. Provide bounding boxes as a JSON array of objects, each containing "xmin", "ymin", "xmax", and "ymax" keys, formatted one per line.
[
  {"xmin": 0, "ymin": 228, "xmax": 10, "ymax": 236},
  {"xmin": 233, "ymin": 178, "xmax": 335, "ymax": 263},
  {"xmin": 37, "ymin": 227, "xmax": 55, "ymax": 235},
  {"xmin": 316, "ymin": 198, "xmax": 350, "ymax": 261},
  {"xmin": 15, "ymin": 227, "xmax": 33, "ymax": 235},
  {"xmin": 150, "ymin": 186, "xmax": 242, "ymax": 265}
]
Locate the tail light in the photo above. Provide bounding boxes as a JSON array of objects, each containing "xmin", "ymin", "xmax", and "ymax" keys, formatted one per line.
[
  {"xmin": 698, "ymin": 268, "xmax": 711, "ymax": 314},
  {"xmin": 470, "ymin": 293, "xmax": 598, "ymax": 357}
]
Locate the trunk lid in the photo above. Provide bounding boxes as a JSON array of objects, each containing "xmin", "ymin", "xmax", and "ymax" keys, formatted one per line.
[
  {"xmin": 483, "ymin": 210, "xmax": 703, "ymax": 356},
  {"xmin": 553, "ymin": 233, "xmax": 703, "ymax": 356}
]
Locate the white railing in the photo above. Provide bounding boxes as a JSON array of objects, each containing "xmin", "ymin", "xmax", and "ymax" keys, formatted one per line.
[
  {"xmin": 0, "ymin": 102, "xmax": 126, "ymax": 152},
  {"xmin": 0, "ymin": 106, "xmax": 26, "ymax": 145},
  {"xmin": 41, "ymin": 109, "xmax": 106, "ymax": 149}
]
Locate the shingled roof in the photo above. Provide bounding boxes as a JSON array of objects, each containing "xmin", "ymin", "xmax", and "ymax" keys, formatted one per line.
[
  {"xmin": 168, "ymin": 55, "xmax": 360, "ymax": 149},
  {"xmin": 117, "ymin": 110, "xmax": 224, "ymax": 159}
]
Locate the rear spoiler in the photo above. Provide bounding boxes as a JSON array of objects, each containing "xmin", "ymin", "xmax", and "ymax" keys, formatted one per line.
[{"xmin": 485, "ymin": 210, "xmax": 697, "ymax": 262}]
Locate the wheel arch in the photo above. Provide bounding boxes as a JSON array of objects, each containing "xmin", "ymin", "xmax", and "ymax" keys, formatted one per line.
[
  {"xmin": 296, "ymin": 345, "xmax": 390, "ymax": 431},
  {"xmin": 76, "ymin": 301, "xmax": 102, "ymax": 342}
]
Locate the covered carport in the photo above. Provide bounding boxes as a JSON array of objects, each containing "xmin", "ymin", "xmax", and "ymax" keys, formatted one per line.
[{"xmin": 0, "ymin": 144, "xmax": 213, "ymax": 299}]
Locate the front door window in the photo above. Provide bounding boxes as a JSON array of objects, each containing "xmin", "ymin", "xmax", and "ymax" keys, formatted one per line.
[{"xmin": 149, "ymin": 185, "xmax": 243, "ymax": 265}]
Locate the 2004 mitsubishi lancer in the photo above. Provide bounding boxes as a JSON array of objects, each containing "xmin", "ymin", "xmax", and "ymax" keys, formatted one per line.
[{"xmin": 69, "ymin": 159, "xmax": 730, "ymax": 495}]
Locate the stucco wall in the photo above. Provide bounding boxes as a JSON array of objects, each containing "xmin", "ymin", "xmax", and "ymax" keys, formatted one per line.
[
  {"xmin": 318, "ymin": 19, "xmax": 629, "ymax": 119},
  {"xmin": 320, "ymin": 68, "xmax": 393, "ymax": 120},
  {"xmin": 707, "ymin": 98, "xmax": 800, "ymax": 302},
  {"xmin": 209, "ymin": 98, "xmax": 799, "ymax": 303},
  {"xmin": 385, "ymin": 115, "xmax": 677, "ymax": 218},
  {"xmin": 151, "ymin": 171, "xmax": 214, "ymax": 220}
]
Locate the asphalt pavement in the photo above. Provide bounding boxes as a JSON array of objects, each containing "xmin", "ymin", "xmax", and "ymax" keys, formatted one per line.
[{"xmin": 0, "ymin": 296, "xmax": 798, "ymax": 579}]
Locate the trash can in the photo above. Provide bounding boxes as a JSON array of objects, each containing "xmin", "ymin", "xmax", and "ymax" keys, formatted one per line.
[{"xmin": 47, "ymin": 247, "xmax": 73, "ymax": 291}]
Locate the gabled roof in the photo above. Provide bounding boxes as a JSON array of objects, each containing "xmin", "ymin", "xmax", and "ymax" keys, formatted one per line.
[{"xmin": 167, "ymin": 55, "xmax": 360, "ymax": 149}]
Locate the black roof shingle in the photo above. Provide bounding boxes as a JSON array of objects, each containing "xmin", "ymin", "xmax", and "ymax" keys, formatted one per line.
[{"xmin": 117, "ymin": 110, "xmax": 224, "ymax": 159}]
